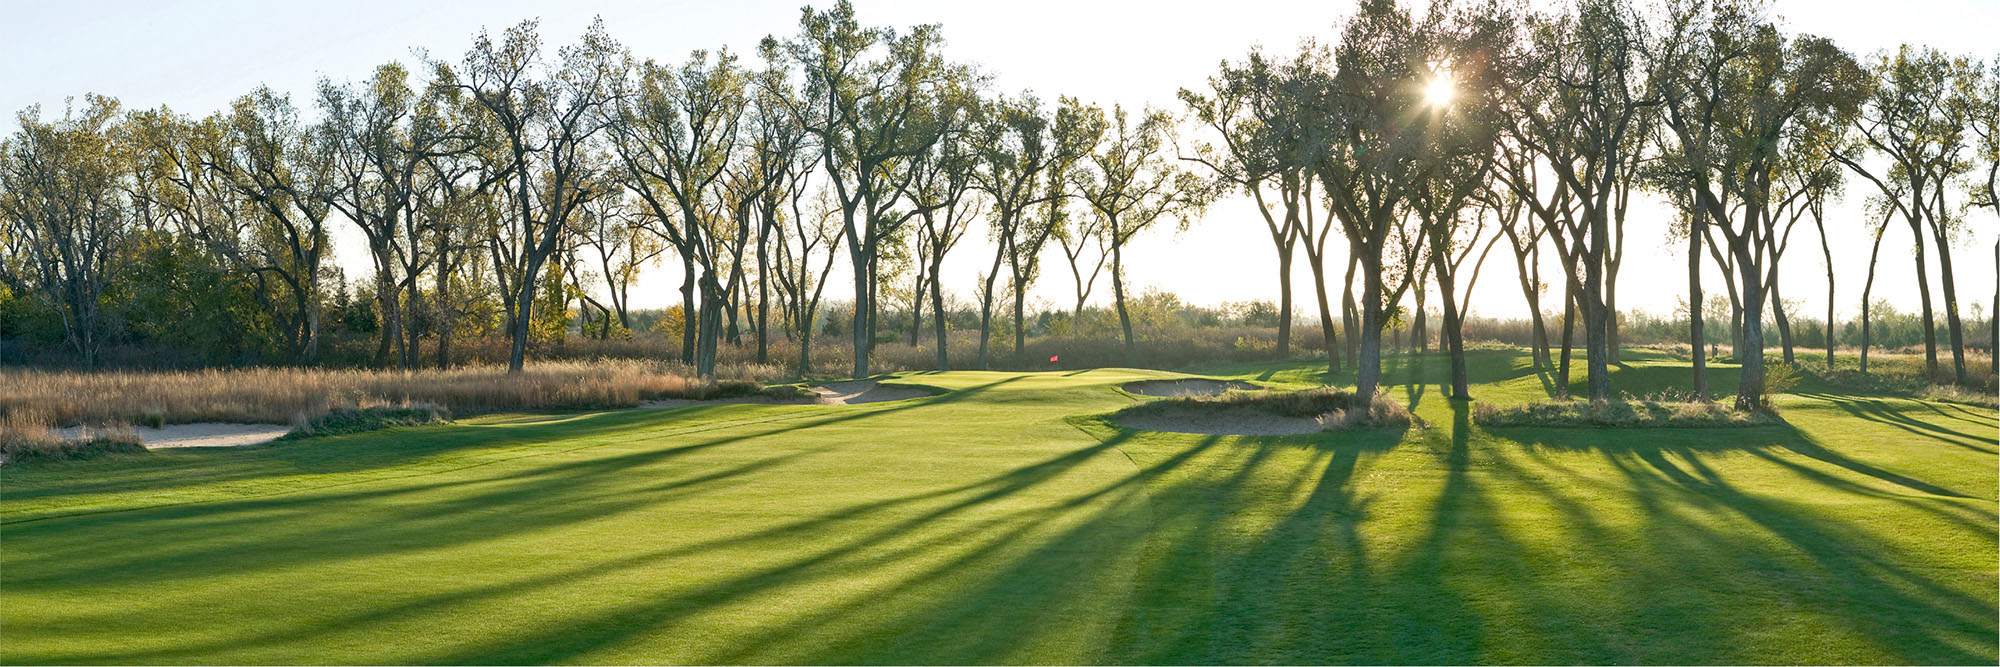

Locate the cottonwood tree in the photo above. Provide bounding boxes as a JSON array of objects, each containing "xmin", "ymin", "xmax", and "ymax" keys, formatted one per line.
[
  {"xmin": 1493, "ymin": 0, "xmax": 1660, "ymax": 402},
  {"xmin": 201, "ymin": 88, "xmax": 341, "ymax": 364},
  {"xmin": 1835, "ymin": 45, "xmax": 1980, "ymax": 385},
  {"xmin": 319, "ymin": 63, "xmax": 475, "ymax": 368},
  {"xmin": 572, "ymin": 186, "xmax": 662, "ymax": 338},
  {"xmin": 1412, "ymin": 18, "xmax": 1508, "ymax": 399},
  {"xmin": 0, "ymin": 96, "xmax": 132, "ymax": 366},
  {"xmin": 1180, "ymin": 58, "xmax": 1302, "ymax": 360},
  {"xmin": 437, "ymin": 19, "xmax": 619, "ymax": 373},
  {"xmin": 1655, "ymin": 1, "xmax": 1868, "ymax": 409},
  {"xmin": 1304, "ymin": 0, "xmax": 1477, "ymax": 397},
  {"xmin": 1970, "ymin": 58, "xmax": 1998, "ymax": 374},
  {"xmin": 745, "ymin": 44, "xmax": 817, "ymax": 364},
  {"xmin": 608, "ymin": 46, "xmax": 747, "ymax": 376},
  {"xmin": 1235, "ymin": 45, "xmax": 1340, "ymax": 375},
  {"xmin": 782, "ymin": 0, "xmax": 965, "ymax": 376},
  {"xmin": 1073, "ymin": 104, "xmax": 1208, "ymax": 360},
  {"xmin": 773, "ymin": 184, "xmax": 843, "ymax": 375},
  {"xmin": 905, "ymin": 112, "xmax": 983, "ymax": 369},
  {"xmin": 968, "ymin": 94, "xmax": 1096, "ymax": 369}
]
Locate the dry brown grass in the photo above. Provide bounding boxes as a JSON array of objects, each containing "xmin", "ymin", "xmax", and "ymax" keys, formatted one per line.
[
  {"xmin": 1472, "ymin": 399, "xmax": 1780, "ymax": 428},
  {"xmin": 1119, "ymin": 387, "xmax": 1418, "ymax": 429},
  {"xmin": 0, "ymin": 359, "xmax": 786, "ymax": 427},
  {"xmin": 0, "ymin": 410, "xmax": 144, "ymax": 465}
]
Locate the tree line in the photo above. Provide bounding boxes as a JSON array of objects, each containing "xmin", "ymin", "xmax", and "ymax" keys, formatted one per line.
[{"xmin": 2, "ymin": 0, "xmax": 1995, "ymax": 411}]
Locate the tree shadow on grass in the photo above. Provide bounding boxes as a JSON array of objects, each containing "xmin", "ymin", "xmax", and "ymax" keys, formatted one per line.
[
  {"xmin": 1, "ymin": 378, "xmax": 1029, "ymax": 589},
  {"xmin": 1473, "ymin": 413, "xmax": 1995, "ymax": 664},
  {"xmin": 1795, "ymin": 391, "xmax": 1998, "ymax": 455},
  {"xmin": 8, "ymin": 372, "xmax": 1994, "ymax": 665}
]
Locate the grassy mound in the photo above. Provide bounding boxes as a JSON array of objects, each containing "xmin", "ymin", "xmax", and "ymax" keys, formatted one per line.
[
  {"xmin": 1473, "ymin": 399, "xmax": 1779, "ymax": 428},
  {"xmin": 282, "ymin": 404, "xmax": 453, "ymax": 440},
  {"xmin": 1118, "ymin": 387, "xmax": 1416, "ymax": 429}
]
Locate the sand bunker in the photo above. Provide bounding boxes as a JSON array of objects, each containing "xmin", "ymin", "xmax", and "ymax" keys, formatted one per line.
[
  {"xmin": 809, "ymin": 379, "xmax": 933, "ymax": 404},
  {"xmin": 1117, "ymin": 406, "xmax": 1335, "ymax": 436},
  {"xmin": 58, "ymin": 423, "xmax": 292, "ymax": 449},
  {"xmin": 1122, "ymin": 378, "xmax": 1260, "ymax": 397}
]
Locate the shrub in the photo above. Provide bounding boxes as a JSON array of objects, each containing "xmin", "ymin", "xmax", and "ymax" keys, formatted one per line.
[
  {"xmin": 1757, "ymin": 362, "xmax": 1801, "ymax": 408},
  {"xmin": 1473, "ymin": 399, "xmax": 1779, "ymax": 428},
  {"xmin": 1118, "ymin": 387, "xmax": 1416, "ymax": 429},
  {"xmin": 283, "ymin": 404, "xmax": 452, "ymax": 440}
]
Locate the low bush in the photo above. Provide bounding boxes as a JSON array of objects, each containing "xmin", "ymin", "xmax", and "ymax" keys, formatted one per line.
[
  {"xmin": 282, "ymin": 404, "xmax": 452, "ymax": 440},
  {"xmin": 1473, "ymin": 399, "xmax": 1779, "ymax": 428},
  {"xmin": 1119, "ymin": 387, "xmax": 1416, "ymax": 428}
]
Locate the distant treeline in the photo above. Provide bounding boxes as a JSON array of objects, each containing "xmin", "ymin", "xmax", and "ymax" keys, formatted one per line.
[{"xmin": 3, "ymin": 0, "xmax": 1996, "ymax": 412}]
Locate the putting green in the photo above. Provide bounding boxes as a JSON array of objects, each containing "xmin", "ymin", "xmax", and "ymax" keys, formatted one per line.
[{"xmin": 2, "ymin": 350, "xmax": 1994, "ymax": 664}]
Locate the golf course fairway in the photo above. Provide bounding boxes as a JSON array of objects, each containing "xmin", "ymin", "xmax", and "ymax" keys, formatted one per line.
[{"xmin": 3, "ymin": 350, "xmax": 1994, "ymax": 664}]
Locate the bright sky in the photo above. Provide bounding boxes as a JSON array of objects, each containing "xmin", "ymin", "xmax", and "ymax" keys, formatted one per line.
[{"xmin": 4, "ymin": 0, "xmax": 1995, "ymax": 323}]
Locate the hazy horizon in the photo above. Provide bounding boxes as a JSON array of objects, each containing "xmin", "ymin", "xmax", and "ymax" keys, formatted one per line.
[{"xmin": 5, "ymin": 0, "xmax": 1994, "ymax": 323}]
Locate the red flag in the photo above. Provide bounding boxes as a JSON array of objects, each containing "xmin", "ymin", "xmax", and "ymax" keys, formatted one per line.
[{"xmin": 1049, "ymin": 355, "xmax": 1060, "ymax": 363}]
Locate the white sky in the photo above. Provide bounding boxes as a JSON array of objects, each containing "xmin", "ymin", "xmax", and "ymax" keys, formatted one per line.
[{"xmin": 4, "ymin": 0, "xmax": 1995, "ymax": 322}]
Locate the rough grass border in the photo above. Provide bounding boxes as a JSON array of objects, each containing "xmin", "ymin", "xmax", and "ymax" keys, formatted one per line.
[
  {"xmin": 1473, "ymin": 399, "xmax": 1780, "ymax": 428},
  {"xmin": 1114, "ymin": 387, "xmax": 1418, "ymax": 429}
]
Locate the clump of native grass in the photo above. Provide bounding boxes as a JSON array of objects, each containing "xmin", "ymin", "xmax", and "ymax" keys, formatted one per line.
[
  {"xmin": 0, "ymin": 359, "xmax": 787, "ymax": 428},
  {"xmin": 1473, "ymin": 393, "xmax": 1780, "ymax": 428},
  {"xmin": 283, "ymin": 404, "xmax": 454, "ymax": 440},
  {"xmin": 0, "ymin": 409, "xmax": 146, "ymax": 466},
  {"xmin": 1120, "ymin": 387, "xmax": 1417, "ymax": 429}
]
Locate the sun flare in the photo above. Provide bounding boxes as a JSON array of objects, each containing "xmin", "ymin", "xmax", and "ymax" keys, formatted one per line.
[{"xmin": 1424, "ymin": 73, "xmax": 1456, "ymax": 108}]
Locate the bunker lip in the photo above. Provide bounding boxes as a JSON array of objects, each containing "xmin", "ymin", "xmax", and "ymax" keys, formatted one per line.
[
  {"xmin": 57, "ymin": 423, "xmax": 291, "ymax": 449},
  {"xmin": 639, "ymin": 379, "xmax": 935, "ymax": 408},
  {"xmin": 809, "ymin": 379, "xmax": 934, "ymax": 404},
  {"xmin": 639, "ymin": 395, "xmax": 815, "ymax": 409},
  {"xmin": 1121, "ymin": 378, "xmax": 1261, "ymax": 397},
  {"xmin": 1115, "ymin": 406, "xmax": 1334, "ymax": 436}
]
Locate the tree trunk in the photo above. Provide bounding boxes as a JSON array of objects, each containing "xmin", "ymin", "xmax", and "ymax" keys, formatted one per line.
[
  {"xmin": 679, "ymin": 255, "xmax": 697, "ymax": 365},
  {"xmin": 1413, "ymin": 285, "xmax": 1429, "ymax": 354},
  {"xmin": 1819, "ymin": 219, "xmax": 1836, "ymax": 371},
  {"xmin": 911, "ymin": 263, "xmax": 926, "ymax": 349},
  {"xmin": 1557, "ymin": 289, "xmax": 1575, "ymax": 399},
  {"xmin": 1582, "ymin": 244, "xmax": 1609, "ymax": 402},
  {"xmin": 1689, "ymin": 225, "xmax": 1707, "ymax": 400},
  {"xmin": 1113, "ymin": 243, "xmax": 1136, "ymax": 362},
  {"xmin": 1342, "ymin": 253, "xmax": 1359, "ymax": 367},
  {"xmin": 1306, "ymin": 249, "xmax": 1340, "ymax": 378},
  {"xmin": 1907, "ymin": 218, "xmax": 1939, "ymax": 380},
  {"xmin": 975, "ymin": 242, "xmax": 1006, "ymax": 371},
  {"xmin": 931, "ymin": 255, "xmax": 951, "ymax": 371},
  {"xmin": 1275, "ymin": 245, "xmax": 1294, "ymax": 359},
  {"xmin": 1861, "ymin": 224, "xmax": 1886, "ymax": 375},
  {"xmin": 1438, "ymin": 268, "xmax": 1469, "ymax": 399},
  {"xmin": 850, "ymin": 239, "xmax": 872, "ymax": 378},
  {"xmin": 1772, "ymin": 274, "xmax": 1795, "ymax": 366},
  {"xmin": 1355, "ymin": 253, "xmax": 1385, "ymax": 397},
  {"xmin": 1930, "ymin": 223, "xmax": 1968, "ymax": 385},
  {"xmin": 1012, "ymin": 276, "xmax": 1028, "ymax": 368},
  {"xmin": 1514, "ymin": 243, "xmax": 1550, "ymax": 369},
  {"xmin": 1735, "ymin": 251, "xmax": 1766, "ymax": 412},
  {"xmin": 757, "ymin": 220, "xmax": 771, "ymax": 365}
]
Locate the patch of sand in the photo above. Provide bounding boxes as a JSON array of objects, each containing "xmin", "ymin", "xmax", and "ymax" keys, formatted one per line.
[
  {"xmin": 809, "ymin": 380, "xmax": 933, "ymax": 404},
  {"xmin": 58, "ymin": 423, "xmax": 292, "ymax": 449},
  {"xmin": 1117, "ymin": 407, "xmax": 1335, "ymax": 436},
  {"xmin": 1122, "ymin": 378, "xmax": 1260, "ymax": 397}
]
